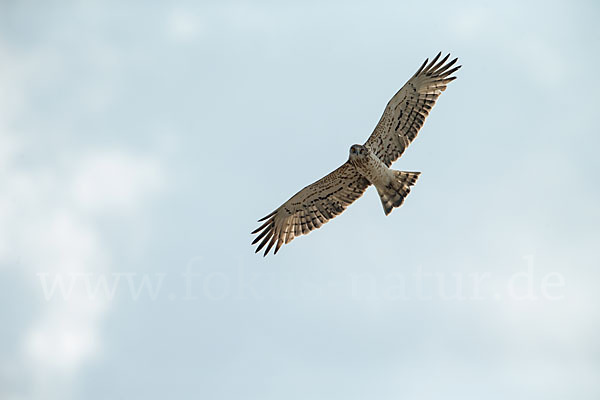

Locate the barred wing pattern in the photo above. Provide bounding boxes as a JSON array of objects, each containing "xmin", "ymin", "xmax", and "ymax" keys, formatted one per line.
[
  {"xmin": 252, "ymin": 163, "xmax": 370, "ymax": 256},
  {"xmin": 364, "ymin": 52, "xmax": 461, "ymax": 166}
]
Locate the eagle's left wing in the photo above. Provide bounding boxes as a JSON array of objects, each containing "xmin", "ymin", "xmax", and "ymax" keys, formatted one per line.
[
  {"xmin": 364, "ymin": 52, "xmax": 461, "ymax": 166},
  {"xmin": 252, "ymin": 162, "xmax": 370, "ymax": 256}
]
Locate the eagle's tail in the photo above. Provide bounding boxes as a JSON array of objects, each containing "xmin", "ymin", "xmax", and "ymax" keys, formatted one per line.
[{"xmin": 376, "ymin": 171, "xmax": 421, "ymax": 216}]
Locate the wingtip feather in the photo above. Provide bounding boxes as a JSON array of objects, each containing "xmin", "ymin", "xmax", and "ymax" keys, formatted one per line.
[
  {"xmin": 257, "ymin": 210, "xmax": 276, "ymax": 222},
  {"xmin": 414, "ymin": 58, "xmax": 428, "ymax": 77},
  {"xmin": 431, "ymin": 53, "xmax": 450, "ymax": 71},
  {"xmin": 251, "ymin": 218, "xmax": 272, "ymax": 234},
  {"xmin": 424, "ymin": 52, "xmax": 442, "ymax": 73}
]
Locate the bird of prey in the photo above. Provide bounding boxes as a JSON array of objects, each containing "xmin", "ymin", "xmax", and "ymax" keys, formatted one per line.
[{"xmin": 252, "ymin": 52, "xmax": 460, "ymax": 256}]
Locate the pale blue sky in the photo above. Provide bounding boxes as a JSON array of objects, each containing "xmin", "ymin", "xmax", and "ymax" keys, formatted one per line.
[{"xmin": 0, "ymin": 1, "xmax": 599, "ymax": 399}]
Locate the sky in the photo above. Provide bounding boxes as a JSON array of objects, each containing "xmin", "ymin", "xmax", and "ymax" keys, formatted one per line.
[{"xmin": 0, "ymin": 0, "xmax": 599, "ymax": 399}]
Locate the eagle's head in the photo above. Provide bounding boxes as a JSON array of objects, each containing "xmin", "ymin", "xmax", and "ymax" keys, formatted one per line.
[{"xmin": 349, "ymin": 144, "xmax": 368, "ymax": 162}]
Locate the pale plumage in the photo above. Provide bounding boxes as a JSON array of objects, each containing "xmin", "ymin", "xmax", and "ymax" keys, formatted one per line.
[{"xmin": 252, "ymin": 52, "xmax": 460, "ymax": 256}]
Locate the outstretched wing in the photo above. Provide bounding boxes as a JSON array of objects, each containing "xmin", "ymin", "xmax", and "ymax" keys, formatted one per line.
[
  {"xmin": 252, "ymin": 163, "xmax": 370, "ymax": 256},
  {"xmin": 364, "ymin": 52, "xmax": 461, "ymax": 166}
]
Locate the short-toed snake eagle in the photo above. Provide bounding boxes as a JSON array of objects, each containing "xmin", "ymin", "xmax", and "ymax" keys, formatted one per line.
[{"xmin": 252, "ymin": 52, "xmax": 460, "ymax": 256}]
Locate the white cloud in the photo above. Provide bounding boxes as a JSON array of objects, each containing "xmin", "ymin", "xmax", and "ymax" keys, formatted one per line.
[
  {"xmin": 71, "ymin": 151, "xmax": 164, "ymax": 214},
  {"xmin": 0, "ymin": 27, "xmax": 167, "ymax": 399},
  {"xmin": 0, "ymin": 141, "xmax": 165, "ymax": 396},
  {"xmin": 166, "ymin": 9, "xmax": 204, "ymax": 42},
  {"xmin": 25, "ymin": 308, "xmax": 99, "ymax": 372},
  {"xmin": 0, "ymin": 139, "xmax": 165, "ymax": 398}
]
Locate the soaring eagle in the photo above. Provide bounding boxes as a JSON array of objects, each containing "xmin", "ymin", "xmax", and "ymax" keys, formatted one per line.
[{"xmin": 252, "ymin": 52, "xmax": 461, "ymax": 256}]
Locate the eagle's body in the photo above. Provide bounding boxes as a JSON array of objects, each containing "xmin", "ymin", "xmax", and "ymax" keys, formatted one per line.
[
  {"xmin": 348, "ymin": 144, "xmax": 421, "ymax": 216},
  {"xmin": 348, "ymin": 144, "xmax": 389, "ymax": 187},
  {"xmin": 252, "ymin": 53, "xmax": 461, "ymax": 256}
]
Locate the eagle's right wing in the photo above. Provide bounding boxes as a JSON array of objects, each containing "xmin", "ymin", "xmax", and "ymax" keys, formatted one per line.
[{"xmin": 252, "ymin": 163, "xmax": 370, "ymax": 256}]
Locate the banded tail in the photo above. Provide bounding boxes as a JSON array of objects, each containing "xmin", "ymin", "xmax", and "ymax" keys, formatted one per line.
[{"xmin": 376, "ymin": 171, "xmax": 420, "ymax": 215}]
